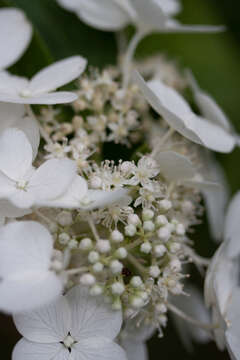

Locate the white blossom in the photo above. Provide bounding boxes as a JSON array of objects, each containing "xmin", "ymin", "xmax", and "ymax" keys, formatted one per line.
[
  {"xmin": 12, "ymin": 285, "xmax": 127, "ymax": 360},
  {"xmin": 0, "ymin": 56, "xmax": 87, "ymax": 104},
  {"xmin": 0, "ymin": 128, "xmax": 77, "ymax": 209},
  {"xmin": 0, "ymin": 8, "xmax": 32, "ymax": 70},
  {"xmin": 135, "ymin": 72, "xmax": 237, "ymax": 153},
  {"xmin": 0, "ymin": 221, "xmax": 62, "ymax": 313}
]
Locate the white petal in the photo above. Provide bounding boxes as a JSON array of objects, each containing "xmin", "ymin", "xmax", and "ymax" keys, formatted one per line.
[
  {"xmin": 202, "ymin": 156, "xmax": 229, "ymax": 242},
  {"xmin": 0, "ymin": 199, "xmax": 30, "ymax": 219},
  {"xmin": 134, "ymin": 73, "xmax": 201, "ymax": 144},
  {"xmin": 0, "ymin": 170, "xmax": 16, "ymax": 198},
  {"xmin": 156, "ymin": 0, "xmax": 181, "ymax": 16},
  {"xmin": 131, "ymin": 0, "xmax": 166, "ymax": 29},
  {"xmin": 135, "ymin": 73, "xmax": 235, "ymax": 152},
  {"xmin": 28, "ymin": 56, "xmax": 87, "ymax": 95},
  {"xmin": 0, "ymin": 128, "xmax": 33, "ymax": 179},
  {"xmin": 121, "ymin": 340, "xmax": 147, "ymax": 360},
  {"xmin": 12, "ymin": 339, "xmax": 68, "ymax": 360},
  {"xmin": 164, "ymin": 20, "xmax": 225, "ymax": 33},
  {"xmin": 0, "ymin": 8, "xmax": 32, "ymax": 70},
  {"xmin": 29, "ymin": 158, "xmax": 77, "ymax": 202},
  {"xmin": 0, "ymin": 221, "xmax": 53, "ymax": 276},
  {"xmin": 38, "ymin": 175, "xmax": 88, "ymax": 209},
  {"xmin": 58, "ymin": 0, "xmax": 131, "ymax": 31},
  {"xmin": 7, "ymin": 187, "xmax": 36, "ymax": 209},
  {"xmin": 226, "ymin": 289, "xmax": 240, "ymax": 360},
  {"xmin": 157, "ymin": 151, "xmax": 196, "ymax": 181},
  {"xmin": 0, "ymin": 91, "xmax": 78, "ymax": 105},
  {"xmin": 224, "ymin": 192, "xmax": 240, "ymax": 258},
  {"xmin": 184, "ymin": 176, "xmax": 220, "ymax": 191},
  {"xmin": 0, "ymin": 71, "xmax": 28, "ymax": 95},
  {"xmin": 73, "ymin": 337, "xmax": 127, "ymax": 360},
  {"xmin": 171, "ymin": 286, "xmax": 211, "ymax": 351},
  {"xmin": 14, "ymin": 296, "xmax": 71, "ymax": 343},
  {"xmin": 80, "ymin": 188, "xmax": 130, "ymax": 211},
  {"xmin": 66, "ymin": 285, "xmax": 122, "ymax": 341},
  {"xmin": 0, "ymin": 271, "xmax": 62, "ymax": 313},
  {"xmin": 0, "ymin": 103, "xmax": 40, "ymax": 159},
  {"xmin": 187, "ymin": 70, "xmax": 231, "ymax": 131}
]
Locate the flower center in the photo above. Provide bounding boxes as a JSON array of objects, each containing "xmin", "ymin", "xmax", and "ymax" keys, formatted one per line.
[
  {"xmin": 16, "ymin": 180, "xmax": 28, "ymax": 191},
  {"xmin": 62, "ymin": 334, "xmax": 75, "ymax": 349}
]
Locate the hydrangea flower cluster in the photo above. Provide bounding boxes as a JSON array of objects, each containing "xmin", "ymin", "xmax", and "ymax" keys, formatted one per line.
[{"xmin": 0, "ymin": 2, "xmax": 239, "ymax": 360}]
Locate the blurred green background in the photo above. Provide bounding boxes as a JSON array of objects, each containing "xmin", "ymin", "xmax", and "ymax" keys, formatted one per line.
[{"xmin": 1, "ymin": 0, "xmax": 240, "ymax": 358}]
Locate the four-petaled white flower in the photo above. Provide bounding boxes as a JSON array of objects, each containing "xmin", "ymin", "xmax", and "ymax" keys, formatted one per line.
[
  {"xmin": 0, "ymin": 56, "xmax": 87, "ymax": 104},
  {"xmin": 13, "ymin": 285, "xmax": 127, "ymax": 360},
  {"xmin": 0, "ymin": 221, "xmax": 63, "ymax": 313},
  {"xmin": 0, "ymin": 128, "xmax": 77, "ymax": 209},
  {"xmin": 134, "ymin": 72, "xmax": 237, "ymax": 153},
  {"xmin": 0, "ymin": 8, "xmax": 32, "ymax": 70},
  {"xmin": 204, "ymin": 192, "xmax": 240, "ymax": 359}
]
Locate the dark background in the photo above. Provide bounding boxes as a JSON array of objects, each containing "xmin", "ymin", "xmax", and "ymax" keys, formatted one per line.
[{"xmin": 1, "ymin": 0, "xmax": 240, "ymax": 358}]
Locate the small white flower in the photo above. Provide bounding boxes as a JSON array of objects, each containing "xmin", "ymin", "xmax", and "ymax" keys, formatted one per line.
[
  {"xmin": 134, "ymin": 72, "xmax": 237, "ymax": 153},
  {"xmin": 0, "ymin": 221, "xmax": 62, "ymax": 313},
  {"xmin": 0, "ymin": 8, "xmax": 32, "ymax": 70},
  {"xmin": 12, "ymin": 285, "xmax": 127, "ymax": 360},
  {"xmin": 0, "ymin": 128, "xmax": 77, "ymax": 209},
  {"xmin": 0, "ymin": 56, "xmax": 87, "ymax": 104}
]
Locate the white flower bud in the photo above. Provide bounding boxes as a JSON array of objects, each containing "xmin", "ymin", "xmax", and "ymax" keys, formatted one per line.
[
  {"xmin": 155, "ymin": 215, "xmax": 168, "ymax": 227},
  {"xmin": 96, "ymin": 239, "xmax": 111, "ymax": 253},
  {"xmin": 121, "ymin": 161, "xmax": 134, "ymax": 174},
  {"xmin": 115, "ymin": 247, "xmax": 128, "ymax": 259},
  {"xmin": 170, "ymin": 258, "xmax": 182, "ymax": 272},
  {"xmin": 128, "ymin": 214, "xmax": 141, "ymax": 226},
  {"xmin": 49, "ymin": 222, "xmax": 58, "ymax": 233},
  {"xmin": 58, "ymin": 232, "xmax": 70, "ymax": 245},
  {"xmin": 181, "ymin": 200, "xmax": 194, "ymax": 215},
  {"xmin": 110, "ymin": 260, "xmax": 123, "ymax": 274},
  {"xmin": 88, "ymin": 251, "xmax": 100, "ymax": 264},
  {"xmin": 139, "ymin": 291, "xmax": 148, "ymax": 301},
  {"xmin": 140, "ymin": 242, "xmax": 152, "ymax": 254},
  {"xmin": 154, "ymin": 244, "xmax": 167, "ymax": 258},
  {"xmin": 68, "ymin": 239, "xmax": 78, "ymax": 249},
  {"xmin": 176, "ymin": 223, "xmax": 186, "ymax": 236},
  {"xmin": 142, "ymin": 209, "xmax": 154, "ymax": 221},
  {"xmin": 130, "ymin": 296, "xmax": 145, "ymax": 309},
  {"xmin": 79, "ymin": 238, "xmax": 93, "ymax": 250},
  {"xmin": 169, "ymin": 242, "xmax": 181, "ymax": 253},
  {"xmin": 159, "ymin": 199, "xmax": 172, "ymax": 212},
  {"xmin": 80, "ymin": 273, "xmax": 96, "ymax": 286},
  {"xmin": 90, "ymin": 284, "xmax": 103, "ymax": 296},
  {"xmin": 57, "ymin": 211, "xmax": 73, "ymax": 226},
  {"xmin": 130, "ymin": 276, "xmax": 143, "ymax": 288},
  {"xmin": 156, "ymin": 303, "xmax": 167, "ymax": 314},
  {"xmin": 92, "ymin": 262, "xmax": 104, "ymax": 273},
  {"xmin": 159, "ymin": 314, "xmax": 167, "ymax": 326},
  {"xmin": 125, "ymin": 224, "xmax": 136, "ymax": 237},
  {"xmin": 90, "ymin": 176, "xmax": 102, "ymax": 189},
  {"xmin": 149, "ymin": 265, "xmax": 161, "ymax": 278},
  {"xmin": 170, "ymin": 283, "xmax": 183, "ymax": 295},
  {"xmin": 157, "ymin": 226, "xmax": 171, "ymax": 242},
  {"xmin": 111, "ymin": 230, "xmax": 124, "ymax": 243},
  {"xmin": 143, "ymin": 221, "xmax": 155, "ymax": 232},
  {"xmin": 111, "ymin": 282, "xmax": 125, "ymax": 295}
]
